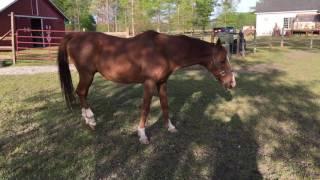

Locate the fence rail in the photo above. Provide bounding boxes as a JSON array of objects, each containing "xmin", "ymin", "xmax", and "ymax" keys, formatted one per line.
[
  {"xmin": 8, "ymin": 28, "xmax": 320, "ymax": 63},
  {"xmin": 15, "ymin": 29, "xmax": 76, "ymax": 61}
]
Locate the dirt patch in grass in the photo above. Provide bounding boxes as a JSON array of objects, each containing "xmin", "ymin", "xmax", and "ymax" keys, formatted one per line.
[
  {"xmin": 235, "ymin": 63, "xmax": 282, "ymax": 74},
  {"xmin": 0, "ymin": 65, "xmax": 75, "ymax": 75}
]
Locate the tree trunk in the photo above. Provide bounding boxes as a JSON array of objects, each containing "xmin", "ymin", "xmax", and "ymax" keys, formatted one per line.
[
  {"xmin": 168, "ymin": 4, "xmax": 171, "ymax": 33},
  {"xmin": 131, "ymin": 0, "xmax": 135, "ymax": 35},
  {"xmin": 107, "ymin": 0, "xmax": 110, "ymax": 32},
  {"xmin": 125, "ymin": 5, "xmax": 128, "ymax": 31},
  {"xmin": 157, "ymin": 8, "xmax": 160, "ymax": 32},
  {"xmin": 177, "ymin": 4, "xmax": 180, "ymax": 32}
]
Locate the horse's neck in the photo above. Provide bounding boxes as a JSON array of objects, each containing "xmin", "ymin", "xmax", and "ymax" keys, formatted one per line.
[{"xmin": 172, "ymin": 40, "xmax": 212, "ymax": 70}]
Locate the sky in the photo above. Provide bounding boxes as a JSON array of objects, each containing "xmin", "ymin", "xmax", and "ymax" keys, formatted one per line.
[
  {"xmin": 212, "ymin": 0, "xmax": 259, "ymax": 18},
  {"xmin": 236, "ymin": 0, "xmax": 259, "ymax": 12},
  {"xmin": 0, "ymin": 0, "xmax": 15, "ymax": 11}
]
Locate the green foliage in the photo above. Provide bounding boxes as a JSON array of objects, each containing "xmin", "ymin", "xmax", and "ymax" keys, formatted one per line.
[
  {"xmin": 52, "ymin": 0, "xmax": 96, "ymax": 31},
  {"xmin": 194, "ymin": 0, "xmax": 215, "ymax": 30},
  {"xmin": 81, "ymin": 14, "xmax": 96, "ymax": 31},
  {"xmin": 53, "ymin": 0, "xmax": 217, "ymax": 33},
  {"xmin": 215, "ymin": 12, "xmax": 255, "ymax": 29}
]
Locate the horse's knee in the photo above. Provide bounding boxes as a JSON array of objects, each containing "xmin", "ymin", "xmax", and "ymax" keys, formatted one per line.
[{"xmin": 76, "ymin": 88, "xmax": 87, "ymax": 97}]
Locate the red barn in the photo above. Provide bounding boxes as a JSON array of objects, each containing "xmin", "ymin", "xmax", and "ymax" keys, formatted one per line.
[{"xmin": 0, "ymin": 0, "xmax": 68, "ymax": 46}]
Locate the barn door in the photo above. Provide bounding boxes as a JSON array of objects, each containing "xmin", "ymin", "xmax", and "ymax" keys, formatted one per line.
[{"xmin": 31, "ymin": 19, "xmax": 42, "ymax": 47}]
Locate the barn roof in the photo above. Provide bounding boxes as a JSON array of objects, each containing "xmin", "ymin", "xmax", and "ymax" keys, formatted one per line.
[
  {"xmin": 0, "ymin": 0, "xmax": 68, "ymax": 20},
  {"xmin": 256, "ymin": 0, "xmax": 320, "ymax": 13}
]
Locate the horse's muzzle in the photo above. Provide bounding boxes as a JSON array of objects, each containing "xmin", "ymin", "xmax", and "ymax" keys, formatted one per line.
[
  {"xmin": 229, "ymin": 72, "xmax": 236, "ymax": 88},
  {"xmin": 221, "ymin": 72, "xmax": 236, "ymax": 89}
]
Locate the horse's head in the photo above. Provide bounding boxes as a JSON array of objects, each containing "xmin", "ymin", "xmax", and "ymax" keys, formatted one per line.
[{"xmin": 205, "ymin": 39, "xmax": 236, "ymax": 89}]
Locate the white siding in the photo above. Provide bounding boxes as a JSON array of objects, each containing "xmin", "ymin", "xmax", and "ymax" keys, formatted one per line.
[{"xmin": 256, "ymin": 10, "xmax": 318, "ymax": 36}]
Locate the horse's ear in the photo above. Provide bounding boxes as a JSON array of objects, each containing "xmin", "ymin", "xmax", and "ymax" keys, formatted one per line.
[{"xmin": 216, "ymin": 38, "xmax": 222, "ymax": 46}]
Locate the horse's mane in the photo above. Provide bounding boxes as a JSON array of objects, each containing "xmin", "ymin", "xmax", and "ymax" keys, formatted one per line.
[
  {"xmin": 130, "ymin": 30, "xmax": 215, "ymax": 57},
  {"xmin": 133, "ymin": 30, "xmax": 211, "ymax": 45},
  {"xmin": 132, "ymin": 30, "xmax": 159, "ymax": 39}
]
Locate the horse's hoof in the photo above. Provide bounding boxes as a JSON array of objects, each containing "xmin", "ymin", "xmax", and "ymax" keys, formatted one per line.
[
  {"xmin": 82, "ymin": 117, "xmax": 96, "ymax": 130},
  {"xmin": 168, "ymin": 127, "xmax": 178, "ymax": 133},
  {"xmin": 137, "ymin": 127, "xmax": 149, "ymax": 144},
  {"xmin": 88, "ymin": 124, "xmax": 96, "ymax": 130},
  {"xmin": 83, "ymin": 117, "xmax": 96, "ymax": 128},
  {"xmin": 139, "ymin": 137, "xmax": 150, "ymax": 144},
  {"xmin": 167, "ymin": 119, "xmax": 177, "ymax": 133}
]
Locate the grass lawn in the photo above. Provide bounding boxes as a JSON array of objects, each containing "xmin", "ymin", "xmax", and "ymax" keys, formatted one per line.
[{"xmin": 0, "ymin": 47, "xmax": 319, "ymax": 179}]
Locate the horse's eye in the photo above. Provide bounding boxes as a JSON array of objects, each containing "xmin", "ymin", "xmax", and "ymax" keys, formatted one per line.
[{"xmin": 221, "ymin": 60, "xmax": 227, "ymax": 64}]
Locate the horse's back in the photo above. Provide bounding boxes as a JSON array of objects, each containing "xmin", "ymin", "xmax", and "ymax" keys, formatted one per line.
[{"xmin": 64, "ymin": 31, "xmax": 178, "ymax": 83}]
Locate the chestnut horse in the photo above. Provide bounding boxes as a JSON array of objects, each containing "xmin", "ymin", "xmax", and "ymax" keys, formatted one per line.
[{"xmin": 57, "ymin": 30, "xmax": 236, "ymax": 144}]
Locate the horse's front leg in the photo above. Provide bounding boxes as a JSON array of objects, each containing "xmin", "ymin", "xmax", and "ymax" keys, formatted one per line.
[
  {"xmin": 137, "ymin": 80, "xmax": 155, "ymax": 144},
  {"xmin": 157, "ymin": 82, "xmax": 177, "ymax": 133}
]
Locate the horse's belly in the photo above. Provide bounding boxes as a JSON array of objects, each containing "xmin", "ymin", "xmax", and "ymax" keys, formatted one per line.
[{"xmin": 98, "ymin": 62, "xmax": 144, "ymax": 83}]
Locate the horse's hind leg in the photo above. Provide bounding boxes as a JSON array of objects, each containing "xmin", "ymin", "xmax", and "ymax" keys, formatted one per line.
[
  {"xmin": 137, "ymin": 80, "xmax": 156, "ymax": 144},
  {"xmin": 76, "ymin": 72, "xmax": 96, "ymax": 129}
]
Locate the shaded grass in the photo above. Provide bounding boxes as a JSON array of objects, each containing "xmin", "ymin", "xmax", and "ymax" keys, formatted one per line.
[{"xmin": 0, "ymin": 48, "xmax": 320, "ymax": 179}]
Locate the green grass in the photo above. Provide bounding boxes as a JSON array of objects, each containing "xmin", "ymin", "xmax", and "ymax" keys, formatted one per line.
[
  {"xmin": 0, "ymin": 48, "xmax": 319, "ymax": 179},
  {"xmin": 247, "ymin": 36, "xmax": 320, "ymax": 51}
]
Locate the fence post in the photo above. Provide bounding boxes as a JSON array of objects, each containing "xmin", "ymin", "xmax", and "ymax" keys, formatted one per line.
[
  {"xmin": 241, "ymin": 40, "xmax": 245, "ymax": 57},
  {"xmin": 225, "ymin": 42, "xmax": 231, "ymax": 59},
  {"xmin": 10, "ymin": 12, "xmax": 16, "ymax": 65},
  {"xmin": 281, "ymin": 28, "xmax": 284, "ymax": 47},
  {"xmin": 254, "ymin": 30, "xmax": 257, "ymax": 54},
  {"xmin": 236, "ymin": 33, "xmax": 240, "ymax": 56},
  {"xmin": 310, "ymin": 32, "xmax": 313, "ymax": 49}
]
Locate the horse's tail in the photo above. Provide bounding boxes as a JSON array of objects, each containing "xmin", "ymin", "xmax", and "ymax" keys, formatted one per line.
[{"xmin": 57, "ymin": 34, "xmax": 75, "ymax": 109}]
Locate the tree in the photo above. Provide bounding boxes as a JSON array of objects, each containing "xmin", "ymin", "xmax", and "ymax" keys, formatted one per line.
[
  {"xmin": 194, "ymin": 0, "xmax": 215, "ymax": 30},
  {"xmin": 214, "ymin": 0, "xmax": 255, "ymax": 29},
  {"xmin": 81, "ymin": 14, "xmax": 97, "ymax": 31},
  {"xmin": 53, "ymin": 0, "xmax": 219, "ymax": 33},
  {"xmin": 52, "ymin": 0, "xmax": 95, "ymax": 31}
]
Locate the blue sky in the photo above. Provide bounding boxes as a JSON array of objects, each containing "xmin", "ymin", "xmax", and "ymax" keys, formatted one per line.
[{"xmin": 236, "ymin": 0, "xmax": 259, "ymax": 12}]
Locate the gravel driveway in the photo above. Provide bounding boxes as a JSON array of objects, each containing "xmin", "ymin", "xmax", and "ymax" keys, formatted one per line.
[{"xmin": 0, "ymin": 65, "xmax": 75, "ymax": 75}]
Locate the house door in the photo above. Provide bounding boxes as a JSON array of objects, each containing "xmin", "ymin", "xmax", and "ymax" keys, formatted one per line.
[{"xmin": 31, "ymin": 18, "xmax": 42, "ymax": 47}]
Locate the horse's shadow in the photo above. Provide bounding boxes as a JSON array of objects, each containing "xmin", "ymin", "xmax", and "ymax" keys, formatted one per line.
[{"xmin": 90, "ymin": 70, "xmax": 262, "ymax": 179}]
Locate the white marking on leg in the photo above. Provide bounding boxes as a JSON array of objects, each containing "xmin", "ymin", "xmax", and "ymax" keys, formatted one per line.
[
  {"xmin": 168, "ymin": 119, "xmax": 178, "ymax": 133},
  {"xmin": 231, "ymin": 72, "xmax": 236, "ymax": 88},
  {"xmin": 81, "ymin": 108, "xmax": 96, "ymax": 128},
  {"xmin": 137, "ymin": 127, "xmax": 149, "ymax": 144}
]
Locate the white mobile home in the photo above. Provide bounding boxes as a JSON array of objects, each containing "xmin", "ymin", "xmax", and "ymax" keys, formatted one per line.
[{"xmin": 255, "ymin": 0, "xmax": 320, "ymax": 36}]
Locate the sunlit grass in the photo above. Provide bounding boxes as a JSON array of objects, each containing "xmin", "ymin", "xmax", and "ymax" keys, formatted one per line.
[{"xmin": 0, "ymin": 48, "xmax": 319, "ymax": 179}]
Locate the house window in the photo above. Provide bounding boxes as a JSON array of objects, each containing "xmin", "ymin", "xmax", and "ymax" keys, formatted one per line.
[
  {"xmin": 284, "ymin": 18, "xmax": 289, "ymax": 28},
  {"xmin": 284, "ymin": 17, "xmax": 294, "ymax": 29}
]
